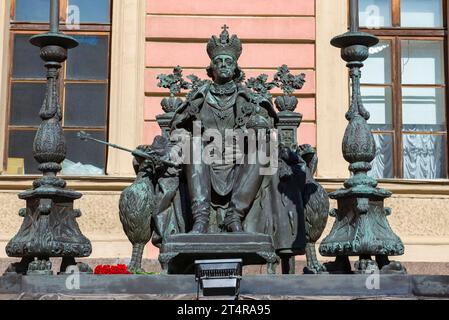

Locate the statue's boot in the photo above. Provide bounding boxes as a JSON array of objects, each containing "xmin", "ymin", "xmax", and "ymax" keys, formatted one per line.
[
  {"xmin": 190, "ymin": 209, "xmax": 210, "ymax": 234},
  {"xmin": 189, "ymin": 199, "xmax": 210, "ymax": 233},
  {"xmin": 227, "ymin": 221, "xmax": 244, "ymax": 232},
  {"xmin": 191, "ymin": 220, "xmax": 208, "ymax": 233},
  {"xmin": 224, "ymin": 210, "xmax": 244, "ymax": 233}
]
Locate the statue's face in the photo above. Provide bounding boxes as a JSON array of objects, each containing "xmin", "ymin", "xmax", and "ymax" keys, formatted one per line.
[{"xmin": 211, "ymin": 54, "xmax": 236, "ymax": 84}]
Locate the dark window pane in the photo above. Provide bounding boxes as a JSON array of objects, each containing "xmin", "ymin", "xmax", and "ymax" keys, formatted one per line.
[
  {"xmin": 67, "ymin": 36, "xmax": 109, "ymax": 80},
  {"xmin": 64, "ymin": 83, "xmax": 107, "ymax": 127},
  {"xmin": 64, "ymin": 130, "xmax": 106, "ymax": 174},
  {"xmin": 8, "ymin": 130, "xmax": 39, "ymax": 174},
  {"xmin": 68, "ymin": 0, "xmax": 110, "ymax": 23},
  {"xmin": 10, "ymin": 83, "xmax": 46, "ymax": 126},
  {"xmin": 15, "ymin": 0, "xmax": 50, "ymax": 22},
  {"xmin": 12, "ymin": 34, "xmax": 46, "ymax": 79}
]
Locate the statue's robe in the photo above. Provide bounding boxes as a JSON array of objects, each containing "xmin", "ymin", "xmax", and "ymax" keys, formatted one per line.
[
  {"xmin": 171, "ymin": 82, "xmax": 277, "ymax": 197},
  {"xmin": 245, "ymin": 161, "xmax": 307, "ymax": 255}
]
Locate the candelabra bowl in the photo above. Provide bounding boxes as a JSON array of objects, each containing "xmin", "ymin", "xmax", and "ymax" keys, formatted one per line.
[
  {"xmin": 331, "ymin": 31, "xmax": 379, "ymax": 49},
  {"xmin": 30, "ymin": 32, "xmax": 78, "ymax": 49}
]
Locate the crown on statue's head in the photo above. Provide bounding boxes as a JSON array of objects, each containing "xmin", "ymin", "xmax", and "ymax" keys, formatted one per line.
[{"xmin": 207, "ymin": 25, "xmax": 242, "ymax": 61}]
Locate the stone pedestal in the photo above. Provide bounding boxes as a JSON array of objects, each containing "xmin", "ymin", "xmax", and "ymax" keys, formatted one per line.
[
  {"xmin": 159, "ymin": 233, "xmax": 278, "ymax": 274},
  {"xmin": 156, "ymin": 112, "xmax": 174, "ymax": 138},
  {"xmin": 276, "ymin": 110, "xmax": 302, "ymax": 148}
]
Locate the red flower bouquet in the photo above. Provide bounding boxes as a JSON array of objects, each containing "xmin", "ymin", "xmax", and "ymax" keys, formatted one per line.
[{"xmin": 94, "ymin": 264, "xmax": 131, "ymax": 275}]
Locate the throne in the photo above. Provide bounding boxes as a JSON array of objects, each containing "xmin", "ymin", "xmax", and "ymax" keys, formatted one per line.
[{"xmin": 118, "ymin": 27, "xmax": 329, "ymax": 275}]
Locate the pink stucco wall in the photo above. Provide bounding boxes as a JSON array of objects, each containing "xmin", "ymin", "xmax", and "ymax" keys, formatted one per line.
[
  {"xmin": 146, "ymin": 0, "xmax": 315, "ymax": 16},
  {"xmin": 144, "ymin": 0, "xmax": 317, "ymax": 148}
]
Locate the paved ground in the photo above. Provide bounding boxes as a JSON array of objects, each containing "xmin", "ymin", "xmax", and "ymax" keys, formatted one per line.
[
  {"xmin": 2, "ymin": 293, "xmax": 448, "ymax": 300},
  {"xmin": 2, "ymin": 273, "xmax": 448, "ymax": 298},
  {"xmin": 1, "ymin": 258, "xmax": 448, "ymax": 300}
]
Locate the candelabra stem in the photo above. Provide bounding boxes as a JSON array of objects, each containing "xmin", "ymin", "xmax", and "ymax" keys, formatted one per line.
[
  {"xmin": 349, "ymin": 0, "xmax": 359, "ymax": 32},
  {"xmin": 50, "ymin": 0, "xmax": 60, "ymax": 33}
]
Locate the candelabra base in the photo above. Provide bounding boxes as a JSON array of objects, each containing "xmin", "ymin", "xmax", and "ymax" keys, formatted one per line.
[
  {"xmin": 5, "ymin": 186, "xmax": 92, "ymax": 275},
  {"xmin": 319, "ymin": 190, "xmax": 405, "ymax": 274}
]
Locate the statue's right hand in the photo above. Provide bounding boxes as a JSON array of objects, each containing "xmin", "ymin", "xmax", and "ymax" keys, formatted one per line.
[
  {"xmin": 132, "ymin": 148, "xmax": 150, "ymax": 160},
  {"xmin": 132, "ymin": 145, "xmax": 152, "ymax": 174}
]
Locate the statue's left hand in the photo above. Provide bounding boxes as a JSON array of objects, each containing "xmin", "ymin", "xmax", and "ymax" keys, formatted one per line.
[{"xmin": 132, "ymin": 145, "xmax": 162, "ymax": 173}]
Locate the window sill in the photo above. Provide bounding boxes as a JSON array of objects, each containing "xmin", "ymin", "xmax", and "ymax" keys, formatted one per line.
[
  {"xmin": 319, "ymin": 178, "xmax": 449, "ymax": 196},
  {"xmin": 0, "ymin": 174, "xmax": 135, "ymax": 192},
  {"xmin": 2, "ymin": 175, "xmax": 449, "ymax": 195}
]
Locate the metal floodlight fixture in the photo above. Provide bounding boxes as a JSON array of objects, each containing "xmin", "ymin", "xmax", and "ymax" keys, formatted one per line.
[{"xmin": 195, "ymin": 259, "xmax": 243, "ymax": 299}]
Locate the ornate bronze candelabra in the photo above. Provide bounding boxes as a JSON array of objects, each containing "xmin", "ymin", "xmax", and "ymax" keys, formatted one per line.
[
  {"xmin": 319, "ymin": 0, "xmax": 405, "ymax": 273},
  {"xmin": 5, "ymin": 0, "xmax": 91, "ymax": 275}
]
